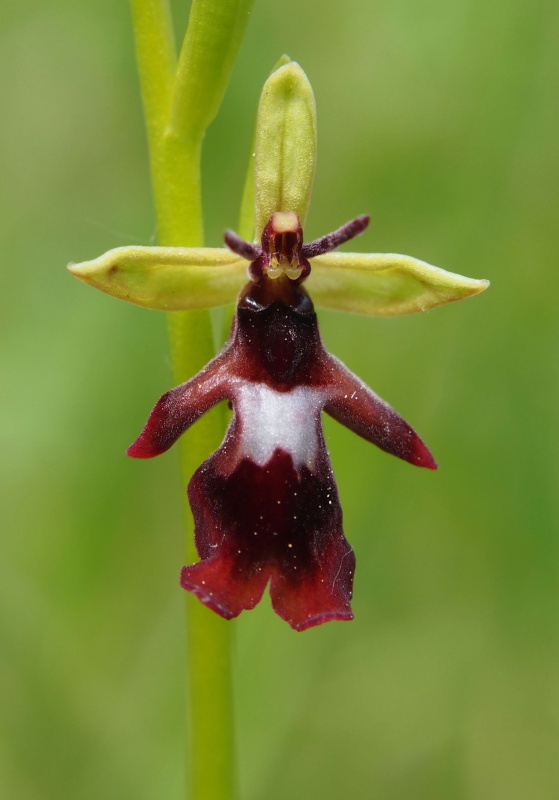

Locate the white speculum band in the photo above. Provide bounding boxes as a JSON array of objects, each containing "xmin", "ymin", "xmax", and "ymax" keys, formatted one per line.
[{"xmin": 234, "ymin": 383, "xmax": 325, "ymax": 469}]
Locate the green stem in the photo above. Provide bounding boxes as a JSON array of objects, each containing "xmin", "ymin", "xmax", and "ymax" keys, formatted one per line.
[{"xmin": 129, "ymin": 1, "xmax": 254, "ymax": 797}]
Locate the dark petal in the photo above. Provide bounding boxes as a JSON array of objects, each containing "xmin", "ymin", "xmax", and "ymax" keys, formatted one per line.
[
  {"xmin": 224, "ymin": 229, "xmax": 262, "ymax": 262},
  {"xmin": 324, "ymin": 356, "xmax": 437, "ymax": 470},
  {"xmin": 127, "ymin": 352, "xmax": 232, "ymax": 458},
  {"xmin": 183, "ymin": 448, "xmax": 355, "ymax": 631},
  {"xmin": 302, "ymin": 215, "xmax": 370, "ymax": 259}
]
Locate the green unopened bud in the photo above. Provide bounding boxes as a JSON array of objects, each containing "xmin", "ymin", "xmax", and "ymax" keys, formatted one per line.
[{"xmin": 253, "ymin": 62, "xmax": 317, "ymax": 237}]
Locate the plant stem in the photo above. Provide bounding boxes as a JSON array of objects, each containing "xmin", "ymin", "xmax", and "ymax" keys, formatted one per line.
[{"xmin": 129, "ymin": 1, "xmax": 254, "ymax": 797}]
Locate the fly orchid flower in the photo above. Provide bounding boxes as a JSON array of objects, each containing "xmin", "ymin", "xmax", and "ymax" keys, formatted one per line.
[{"xmin": 69, "ymin": 61, "xmax": 488, "ymax": 631}]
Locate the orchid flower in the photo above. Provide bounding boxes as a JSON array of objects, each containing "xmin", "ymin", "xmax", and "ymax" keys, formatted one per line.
[{"xmin": 69, "ymin": 61, "xmax": 488, "ymax": 631}]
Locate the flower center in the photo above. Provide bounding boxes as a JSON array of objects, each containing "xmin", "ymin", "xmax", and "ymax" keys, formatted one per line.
[
  {"xmin": 224, "ymin": 210, "xmax": 369, "ymax": 287},
  {"xmin": 265, "ymin": 212, "xmax": 304, "ymax": 280}
]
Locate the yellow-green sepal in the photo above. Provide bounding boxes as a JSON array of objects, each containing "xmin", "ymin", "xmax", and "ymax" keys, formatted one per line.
[
  {"xmin": 68, "ymin": 246, "xmax": 247, "ymax": 311},
  {"xmin": 307, "ymin": 252, "xmax": 489, "ymax": 316},
  {"xmin": 253, "ymin": 62, "xmax": 317, "ymax": 236},
  {"xmin": 238, "ymin": 55, "xmax": 292, "ymax": 242}
]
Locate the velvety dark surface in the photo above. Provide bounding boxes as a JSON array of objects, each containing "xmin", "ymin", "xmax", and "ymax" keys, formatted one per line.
[{"xmin": 185, "ymin": 448, "xmax": 354, "ymax": 631}]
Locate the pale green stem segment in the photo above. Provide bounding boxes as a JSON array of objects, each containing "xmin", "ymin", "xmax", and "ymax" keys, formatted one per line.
[{"xmin": 129, "ymin": 1, "xmax": 254, "ymax": 798}]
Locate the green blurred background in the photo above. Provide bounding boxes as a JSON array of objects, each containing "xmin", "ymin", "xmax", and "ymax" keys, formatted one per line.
[{"xmin": 1, "ymin": 1, "xmax": 557, "ymax": 798}]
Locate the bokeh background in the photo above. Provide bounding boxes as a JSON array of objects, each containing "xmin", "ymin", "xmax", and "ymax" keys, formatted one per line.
[{"xmin": 1, "ymin": 0, "xmax": 557, "ymax": 798}]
